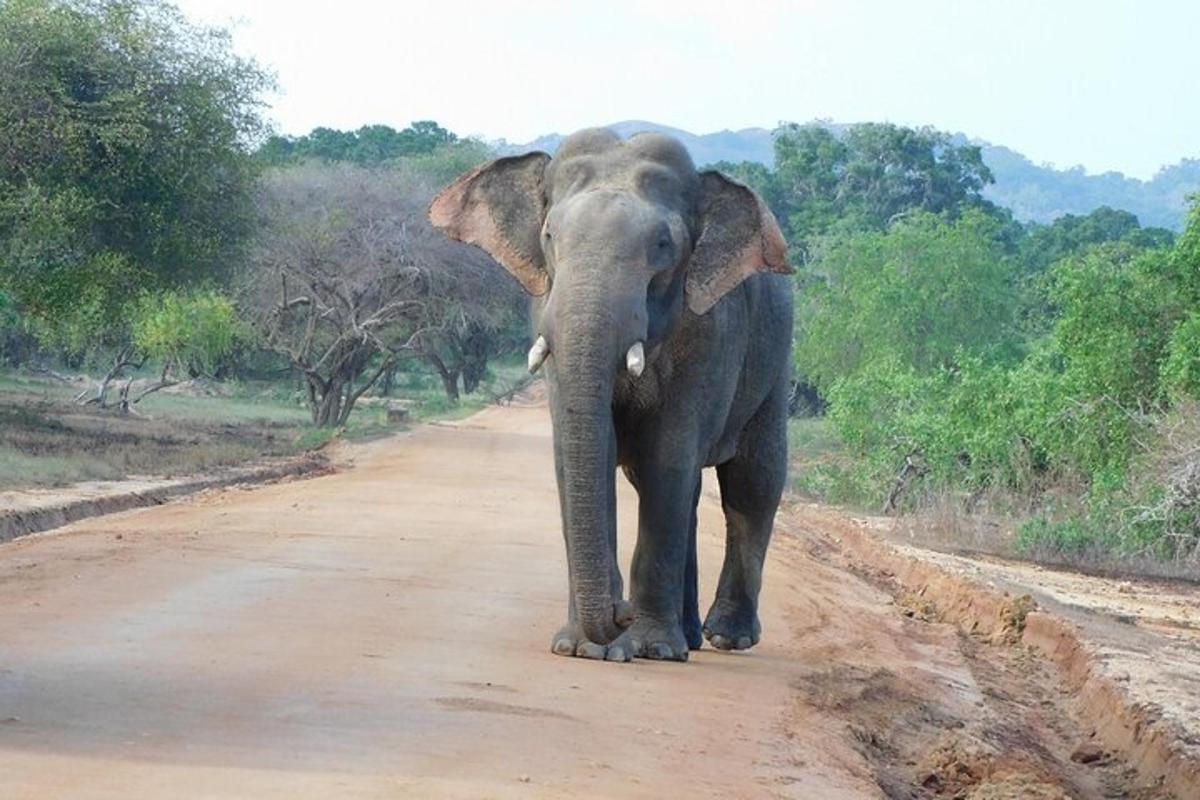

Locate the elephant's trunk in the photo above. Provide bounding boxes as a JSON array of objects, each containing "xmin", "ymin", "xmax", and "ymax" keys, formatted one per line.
[{"xmin": 549, "ymin": 295, "xmax": 629, "ymax": 646}]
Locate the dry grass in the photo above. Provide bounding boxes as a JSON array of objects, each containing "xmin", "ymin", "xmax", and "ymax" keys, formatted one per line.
[
  {"xmin": 0, "ymin": 387, "xmax": 311, "ymax": 490},
  {"xmin": 1126, "ymin": 400, "xmax": 1200, "ymax": 562},
  {"xmin": 787, "ymin": 415, "xmax": 1200, "ymax": 581},
  {"xmin": 890, "ymin": 483, "xmax": 1199, "ymax": 583},
  {"xmin": 0, "ymin": 360, "xmax": 531, "ymax": 492}
]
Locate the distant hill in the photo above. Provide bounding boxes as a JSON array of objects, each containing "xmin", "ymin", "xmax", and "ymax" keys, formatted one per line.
[
  {"xmin": 505, "ymin": 121, "xmax": 1199, "ymax": 231},
  {"xmin": 972, "ymin": 143, "xmax": 1199, "ymax": 231}
]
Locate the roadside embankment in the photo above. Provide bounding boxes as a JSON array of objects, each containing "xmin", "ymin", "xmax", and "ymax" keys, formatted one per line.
[
  {"xmin": 783, "ymin": 502, "xmax": 1200, "ymax": 800},
  {"xmin": 0, "ymin": 454, "xmax": 329, "ymax": 543}
]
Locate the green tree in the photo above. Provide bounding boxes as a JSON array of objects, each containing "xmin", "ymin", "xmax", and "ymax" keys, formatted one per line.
[
  {"xmin": 257, "ymin": 121, "xmax": 460, "ymax": 167},
  {"xmin": 796, "ymin": 210, "xmax": 1021, "ymax": 393},
  {"xmin": 771, "ymin": 123, "xmax": 996, "ymax": 252},
  {"xmin": 0, "ymin": 0, "xmax": 271, "ymax": 356},
  {"xmin": 1160, "ymin": 203, "xmax": 1200, "ymax": 398},
  {"xmin": 72, "ymin": 287, "xmax": 245, "ymax": 409},
  {"xmin": 1019, "ymin": 206, "xmax": 1175, "ymax": 274},
  {"xmin": 132, "ymin": 290, "xmax": 244, "ymax": 379},
  {"xmin": 1162, "ymin": 312, "xmax": 1200, "ymax": 399},
  {"xmin": 1164, "ymin": 199, "xmax": 1200, "ymax": 306},
  {"xmin": 1032, "ymin": 245, "xmax": 1180, "ymax": 480}
]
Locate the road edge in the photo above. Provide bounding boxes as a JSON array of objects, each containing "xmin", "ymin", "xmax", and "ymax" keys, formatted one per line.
[
  {"xmin": 786, "ymin": 503, "xmax": 1200, "ymax": 800},
  {"xmin": 0, "ymin": 454, "xmax": 331, "ymax": 544}
]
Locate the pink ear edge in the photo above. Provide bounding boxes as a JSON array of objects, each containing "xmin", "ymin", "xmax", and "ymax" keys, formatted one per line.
[
  {"xmin": 427, "ymin": 165, "xmax": 551, "ymax": 297},
  {"xmin": 428, "ymin": 161, "xmax": 487, "ymax": 231},
  {"xmin": 757, "ymin": 198, "xmax": 794, "ymax": 275},
  {"xmin": 685, "ymin": 198, "xmax": 794, "ymax": 315}
]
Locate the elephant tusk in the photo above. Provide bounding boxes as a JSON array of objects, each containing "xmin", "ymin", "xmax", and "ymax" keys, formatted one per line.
[
  {"xmin": 527, "ymin": 336, "xmax": 550, "ymax": 374},
  {"xmin": 626, "ymin": 341, "xmax": 645, "ymax": 377}
]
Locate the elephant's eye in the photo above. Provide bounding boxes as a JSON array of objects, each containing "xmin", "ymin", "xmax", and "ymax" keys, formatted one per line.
[{"xmin": 649, "ymin": 233, "xmax": 675, "ymax": 269}]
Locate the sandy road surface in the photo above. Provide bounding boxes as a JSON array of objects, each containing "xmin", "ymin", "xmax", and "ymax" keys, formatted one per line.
[{"xmin": 0, "ymin": 403, "xmax": 1176, "ymax": 798}]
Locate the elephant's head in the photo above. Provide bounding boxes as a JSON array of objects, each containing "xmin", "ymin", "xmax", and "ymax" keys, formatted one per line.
[{"xmin": 429, "ymin": 129, "xmax": 790, "ymax": 644}]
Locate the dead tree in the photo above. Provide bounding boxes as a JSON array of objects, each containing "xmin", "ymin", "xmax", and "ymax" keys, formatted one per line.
[
  {"xmin": 882, "ymin": 452, "xmax": 929, "ymax": 515},
  {"xmin": 76, "ymin": 347, "xmax": 140, "ymax": 408},
  {"xmin": 244, "ymin": 164, "xmax": 523, "ymax": 425}
]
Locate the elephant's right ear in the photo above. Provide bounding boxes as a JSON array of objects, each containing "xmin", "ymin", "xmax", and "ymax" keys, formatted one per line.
[{"xmin": 428, "ymin": 152, "xmax": 552, "ymax": 296}]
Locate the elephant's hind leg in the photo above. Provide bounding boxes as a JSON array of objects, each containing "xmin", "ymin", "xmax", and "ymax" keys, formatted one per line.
[
  {"xmin": 682, "ymin": 477, "xmax": 703, "ymax": 650},
  {"xmin": 705, "ymin": 384, "xmax": 787, "ymax": 651}
]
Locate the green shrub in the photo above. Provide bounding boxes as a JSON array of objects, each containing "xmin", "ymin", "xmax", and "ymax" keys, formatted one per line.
[
  {"xmin": 797, "ymin": 210, "xmax": 1022, "ymax": 394},
  {"xmin": 132, "ymin": 289, "xmax": 245, "ymax": 377},
  {"xmin": 1015, "ymin": 514, "xmax": 1117, "ymax": 558},
  {"xmin": 1161, "ymin": 311, "xmax": 1200, "ymax": 400},
  {"xmin": 801, "ymin": 206, "xmax": 1200, "ymax": 564}
]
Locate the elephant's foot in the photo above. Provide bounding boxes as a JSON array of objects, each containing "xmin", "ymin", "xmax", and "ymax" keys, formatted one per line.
[
  {"xmin": 626, "ymin": 615, "xmax": 689, "ymax": 662},
  {"xmin": 703, "ymin": 598, "xmax": 761, "ymax": 651},
  {"xmin": 549, "ymin": 617, "xmax": 691, "ymax": 663},
  {"xmin": 550, "ymin": 622, "xmax": 633, "ymax": 663}
]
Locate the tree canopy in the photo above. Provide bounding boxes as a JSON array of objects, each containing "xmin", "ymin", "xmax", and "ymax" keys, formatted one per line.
[
  {"xmin": 717, "ymin": 122, "xmax": 999, "ymax": 259},
  {"xmin": 256, "ymin": 121, "xmax": 460, "ymax": 166},
  {"xmin": 796, "ymin": 210, "xmax": 1022, "ymax": 394},
  {"xmin": 0, "ymin": 0, "xmax": 271, "ymax": 353},
  {"xmin": 1019, "ymin": 206, "xmax": 1175, "ymax": 273}
]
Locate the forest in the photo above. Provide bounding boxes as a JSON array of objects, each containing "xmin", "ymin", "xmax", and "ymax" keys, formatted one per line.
[{"xmin": 1, "ymin": 0, "xmax": 1197, "ymax": 571}]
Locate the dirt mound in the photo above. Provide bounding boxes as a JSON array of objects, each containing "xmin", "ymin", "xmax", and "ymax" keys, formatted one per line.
[{"xmin": 784, "ymin": 502, "xmax": 1199, "ymax": 799}]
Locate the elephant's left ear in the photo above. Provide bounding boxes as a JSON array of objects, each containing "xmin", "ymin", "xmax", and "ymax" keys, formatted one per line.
[{"xmin": 686, "ymin": 171, "xmax": 792, "ymax": 315}]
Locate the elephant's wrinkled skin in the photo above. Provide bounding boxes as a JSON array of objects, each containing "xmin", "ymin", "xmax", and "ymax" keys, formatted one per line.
[{"xmin": 430, "ymin": 129, "xmax": 793, "ymax": 662}]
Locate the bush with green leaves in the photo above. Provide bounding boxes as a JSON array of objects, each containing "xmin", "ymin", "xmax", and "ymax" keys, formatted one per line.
[
  {"xmin": 132, "ymin": 290, "xmax": 245, "ymax": 378},
  {"xmin": 822, "ymin": 245, "xmax": 1178, "ymax": 489},
  {"xmin": 0, "ymin": 0, "xmax": 270, "ymax": 357},
  {"xmin": 797, "ymin": 210, "xmax": 1023, "ymax": 394},
  {"xmin": 806, "ymin": 198, "xmax": 1200, "ymax": 564},
  {"xmin": 1161, "ymin": 311, "xmax": 1200, "ymax": 399}
]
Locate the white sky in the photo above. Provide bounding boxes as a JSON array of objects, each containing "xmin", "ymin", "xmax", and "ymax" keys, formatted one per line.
[{"xmin": 176, "ymin": 0, "xmax": 1200, "ymax": 179}]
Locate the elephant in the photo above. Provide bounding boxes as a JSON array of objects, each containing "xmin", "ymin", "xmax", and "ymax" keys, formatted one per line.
[{"xmin": 429, "ymin": 128, "xmax": 793, "ymax": 662}]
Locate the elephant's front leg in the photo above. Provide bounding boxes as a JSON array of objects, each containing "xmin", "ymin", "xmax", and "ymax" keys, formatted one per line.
[
  {"xmin": 550, "ymin": 453, "xmax": 635, "ymax": 662},
  {"xmin": 626, "ymin": 462, "xmax": 701, "ymax": 662}
]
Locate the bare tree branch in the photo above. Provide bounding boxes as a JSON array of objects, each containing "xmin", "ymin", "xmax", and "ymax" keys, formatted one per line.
[{"xmin": 240, "ymin": 163, "xmax": 524, "ymax": 424}]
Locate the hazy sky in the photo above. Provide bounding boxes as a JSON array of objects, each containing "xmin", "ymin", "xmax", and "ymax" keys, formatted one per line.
[{"xmin": 176, "ymin": 0, "xmax": 1199, "ymax": 179}]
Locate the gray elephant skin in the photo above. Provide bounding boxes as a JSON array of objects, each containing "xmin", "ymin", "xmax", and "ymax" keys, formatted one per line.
[{"xmin": 430, "ymin": 129, "xmax": 793, "ymax": 662}]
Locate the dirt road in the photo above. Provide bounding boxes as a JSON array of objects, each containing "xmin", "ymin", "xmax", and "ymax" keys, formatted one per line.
[{"xmin": 0, "ymin": 402, "xmax": 1180, "ymax": 798}]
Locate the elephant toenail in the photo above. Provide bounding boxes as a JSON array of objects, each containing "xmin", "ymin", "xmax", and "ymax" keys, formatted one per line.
[
  {"xmin": 576, "ymin": 641, "xmax": 606, "ymax": 659},
  {"xmin": 736, "ymin": 636, "xmax": 752, "ymax": 650},
  {"xmin": 552, "ymin": 639, "xmax": 575, "ymax": 656},
  {"xmin": 647, "ymin": 642, "xmax": 673, "ymax": 659}
]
